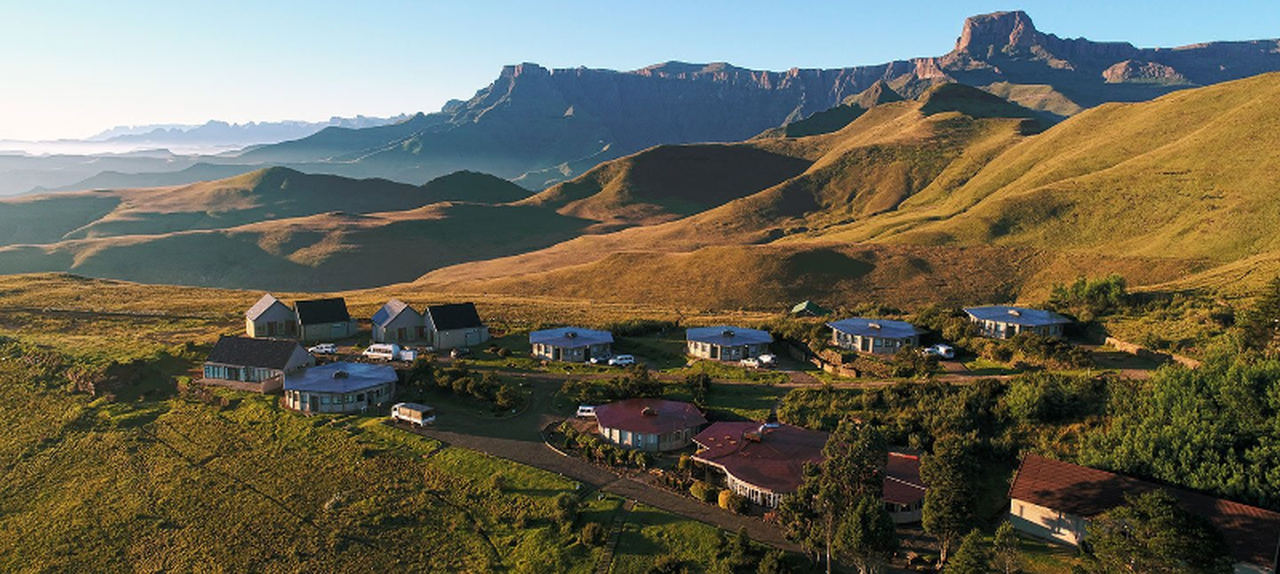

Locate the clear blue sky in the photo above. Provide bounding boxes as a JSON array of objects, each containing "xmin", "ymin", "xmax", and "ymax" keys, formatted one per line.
[{"xmin": 1, "ymin": 0, "xmax": 1276, "ymax": 140}]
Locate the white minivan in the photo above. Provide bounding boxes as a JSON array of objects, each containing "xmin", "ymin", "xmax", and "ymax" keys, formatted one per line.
[{"xmin": 364, "ymin": 343, "xmax": 417, "ymax": 362}]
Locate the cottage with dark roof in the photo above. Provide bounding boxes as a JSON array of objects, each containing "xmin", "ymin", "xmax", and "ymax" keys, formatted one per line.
[
  {"xmin": 691, "ymin": 421, "xmax": 927, "ymax": 518},
  {"xmin": 203, "ymin": 336, "xmax": 313, "ymax": 393},
  {"xmin": 245, "ymin": 293, "xmax": 298, "ymax": 338},
  {"xmin": 283, "ymin": 362, "xmax": 397, "ymax": 414},
  {"xmin": 686, "ymin": 326, "xmax": 772, "ymax": 362},
  {"xmin": 530, "ymin": 327, "xmax": 613, "ymax": 363},
  {"xmin": 372, "ymin": 299, "xmax": 425, "ymax": 344},
  {"xmin": 828, "ymin": 318, "xmax": 927, "ymax": 355},
  {"xmin": 595, "ymin": 398, "xmax": 707, "ymax": 452},
  {"xmin": 295, "ymin": 297, "xmax": 357, "ymax": 341},
  {"xmin": 1008, "ymin": 454, "xmax": 1280, "ymax": 572},
  {"xmin": 425, "ymin": 302, "xmax": 489, "ymax": 350},
  {"xmin": 964, "ymin": 306, "xmax": 1070, "ymax": 339}
]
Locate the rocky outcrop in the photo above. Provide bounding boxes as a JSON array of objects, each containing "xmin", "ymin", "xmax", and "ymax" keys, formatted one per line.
[{"xmin": 1103, "ymin": 60, "xmax": 1192, "ymax": 84}]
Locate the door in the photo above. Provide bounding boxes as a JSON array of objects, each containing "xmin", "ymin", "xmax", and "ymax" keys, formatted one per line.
[
  {"xmin": 860, "ymin": 337, "xmax": 871, "ymax": 353},
  {"xmin": 397, "ymin": 327, "xmax": 407, "ymax": 341}
]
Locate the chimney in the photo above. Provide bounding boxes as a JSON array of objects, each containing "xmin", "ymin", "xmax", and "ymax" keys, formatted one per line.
[
  {"xmin": 869, "ymin": 322, "xmax": 882, "ymax": 330},
  {"xmin": 1008, "ymin": 309, "xmax": 1022, "ymax": 317}
]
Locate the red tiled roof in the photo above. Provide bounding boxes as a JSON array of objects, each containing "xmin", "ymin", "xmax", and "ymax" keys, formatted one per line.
[
  {"xmin": 693, "ymin": 422, "xmax": 827, "ymax": 494},
  {"xmin": 594, "ymin": 398, "xmax": 707, "ymax": 435},
  {"xmin": 884, "ymin": 452, "xmax": 927, "ymax": 506},
  {"xmin": 1009, "ymin": 454, "xmax": 1280, "ymax": 569}
]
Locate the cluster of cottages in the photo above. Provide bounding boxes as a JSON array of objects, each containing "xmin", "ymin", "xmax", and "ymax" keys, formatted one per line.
[{"xmin": 200, "ymin": 296, "xmax": 1280, "ymax": 570}]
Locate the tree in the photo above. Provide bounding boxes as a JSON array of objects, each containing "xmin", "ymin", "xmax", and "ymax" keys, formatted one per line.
[
  {"xmin": 685, "ymin": 372, "xmax": 712, "ymax": 406},
  {"xmin": 833, "ymin": 496, "xmax": 898, "ymax": 574},
  {"xmin": 1241, "ymin": 275, "xmax": 1280, "ymax": 353},
  {"xmin": 757, "ymin": 549, "xmax": 791, "ymax": 574},
  {"xmin": 946, "ymin": 529, "xmax": 994, "ymax": 574},
  {"xmin": 1081, "ymin": 490, "xmax": 1232, "ymax": 574},
  {"xmin": 921, "ymin": 432, "xmax": 980, "ymax": 564},
  {"xmin": 992, "ymin": 521, "xmax": 1021, "ymax": 574},
  {"xmin": 1047, "ymin": 274, "xmax": 1128, "ymax": 322}
]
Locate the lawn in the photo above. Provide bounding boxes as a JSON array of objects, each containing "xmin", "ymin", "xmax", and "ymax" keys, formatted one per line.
[{"xmin": 666, "ymin": 382, "xmax": 791, "ymax": 422}]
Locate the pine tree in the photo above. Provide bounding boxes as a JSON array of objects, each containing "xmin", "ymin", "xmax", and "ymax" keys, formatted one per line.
[
  {"xmin": 921, "ymin": 432, "xmax": 980, "ymax": 564},
  {"xmin": 946, "ymin": 529, "xmax": 994, "ymax": 574}
]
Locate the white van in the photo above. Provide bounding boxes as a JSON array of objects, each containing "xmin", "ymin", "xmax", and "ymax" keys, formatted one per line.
[
  {"xmin": 364, "ymin": 343, "xmax": 416, "ymax": 362},
  {"xmin": 576, "ymin": 405, "xmax": 597, "ymax": 419}
]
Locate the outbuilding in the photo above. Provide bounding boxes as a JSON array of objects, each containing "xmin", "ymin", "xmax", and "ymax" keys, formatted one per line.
[
  {"xmin": 686, "ymin": 326, "xmax": 773, "ymax": 362},
  {"xmin": 245, "ymin": 293, "xmax": 298, "ymax": 339},
  {"xmin": 964, "ymin": 306, "xmax": 1070, "ymax": 339},
  {"xmin": 828, "ymin": 318, "xmax": 927, "ymax": 355},
  {"xmin": 295, "ymin": 298, "xmax": 358, "ymax": 341},
  {"xmin": 282, "ymin": 362, "xmax": 397, "ymax": 414},
  {"xmin": 1008, "ymin": 454, "xmax": 1280, "ymax": 573},
  {"xmin": 425, "ymin": 303, "xmax": 489, "ymax": 350},
  {"xmin": 530, "ymin": 327, "xmax": 614, "ymax": 362},
  {"xmin": 594, "ymin": 398, "xmax": 707, "ymax": 452},
  {"xmin": 202, "ymin": 336, "xmax": 314, "ymax": 393},
  {"xmin": 372, "ymin": 299, "xmax": 426, "ymax": 344}
]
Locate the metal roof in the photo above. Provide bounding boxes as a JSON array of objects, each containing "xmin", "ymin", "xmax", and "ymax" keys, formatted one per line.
[
  {"xmin": 827, "ymin": 317, "xmax": 926, "ymax": 340},
  {"xmin": 963, "ymin": 306, "xmax": 1070, "ymax": 327},
  {"xmin": 206, "ymin": 336, "xmax": 304, "ymax": 370},
  {"xmin": 372, "ymin": 299, "xmax": 417, "ymax": 327},
  {"xmin": 245, "ymin": 293, "xmax": 288, "ymax": 321},
  {"xmin": 594, "ymin": 398, "xmax": 707, "ymax": 435},
  {"xmin": 426, "ymin": 303, "xmax": 484, "ymax": 331},
  {"xmin": 284, "ymin": 362, "xmax": 397, "ymax": 394},
  {"xmin": 295, "ymin": 298, "xmax": 351, "ymax": 325},
  {"xmin": 693, "ymin": 422, "xmax": 827, "ymax": 494},
  {"xmin": 529, "ymin": 327, "xmax": 613, "ymax": 348},
  {"xmin": 686, "ymin": 326, "xmax": 773, "ymax": 346}
]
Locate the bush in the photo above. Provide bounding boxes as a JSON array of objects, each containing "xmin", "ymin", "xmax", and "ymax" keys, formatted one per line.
[
  {"xmin": 1047, "ymin": 274, "xmax": 1129, "ymax": 322},
  {"xmin": 888, "ymin": 346, "xmax": 939, "ymax": 379},
  {"xmin": 551, "ymin": 493, "xmax": 578, "ymax": 524},
  {"xmin": 579, "ymin": 522, "xmax": 607, "ymax": 547},
  {"xmin": 718, "ymin": 489, "xmax": 748, "ymax": 514},
  {"xmin": 649, "ymin": 555, "xmax": 687, "ymax": 574},
  {"xmin": 689, "ymin": 480, "xmax": 719, "ymax": 503}
]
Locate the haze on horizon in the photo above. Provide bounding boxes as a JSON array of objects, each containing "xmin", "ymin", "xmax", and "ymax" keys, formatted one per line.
[{"xmin": 2, "ymin": 0, "xmax": 1277, "ymax": 141}]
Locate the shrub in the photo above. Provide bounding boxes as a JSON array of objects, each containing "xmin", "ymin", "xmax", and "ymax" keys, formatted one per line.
[
  {"xmin": 1047, "ymin": 274, "xmax": 1129, "ymax": 322},
  {"xmin": 551, "ymin": 493, "xmax": 578, "ymax": 524},
  {"xmin": 649, "ymin": 555, "xmax": 687, "ymax": 574},
  {"xmin": 718, "ymin": 489, "xmax": 748, "ymax": 514},
  {"xmin": 689, "ymin": 480, "xmax": 719, "ymax": 503},
  {"xmin": 579, "ymin": 522, "xmax": 607, "ymax": 547}
]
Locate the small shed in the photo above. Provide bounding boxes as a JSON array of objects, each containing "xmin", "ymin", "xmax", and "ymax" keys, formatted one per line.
[
  {"xmin": 964, "ymin": 306, "xmax": 1070, "ymax": 339},
  {"xmin": 283, "ymin": 362, "xmax": 397, "ymax": 414},
  {"xmin": 425, "ymin": 302, "xmax": 489, "ymax": 350},
  {"xmin": 295, "ymin": 298, "xmax": 357, "ymax": 342},
  {"xmin": 529, "ymin": 327, "xmax": 614, "ymax": 362},
  {"xmin": 686, "ymin": 326, "xmax": 773, "ymax": 362},
  {"xmin": 595, "ymin": 398, "xmax": 707, "ymax": 452},
  {"xmin": 827, "ymin": 317, "xmax": 927, "ymax": 355},
  {"xmin": 372, "ymin": 299, "xmax": 425, "ymax": 344}
]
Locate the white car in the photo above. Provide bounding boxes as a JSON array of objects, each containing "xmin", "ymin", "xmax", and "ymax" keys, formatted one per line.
[
  {"xmin": 588, "ymin": 356, "xmax": 609, "ymax": 365},
  {"xmin": 740, "ymin": 357, "xmax": 761, "ymax": 368},
  {"xmin": 607, "ymin": 354, "xmax": 636, "ymax": 367},
  {"xmin": 576, "ymin": 405, "xmax": 597, "ymax": 419},
  {"xmin": 758, "ymin": 354, "xmax": 777, "ymax": 367},
  {"xmin": 924, "ymin": 344, "xmax": 956, "ymax": 360},
  {"xmin": 308, "ymin": 343, "xmax": 337, "ymax": 355}
]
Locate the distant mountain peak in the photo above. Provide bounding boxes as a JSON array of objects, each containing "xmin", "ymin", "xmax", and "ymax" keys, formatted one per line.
[
  {"xmin": 955, "ymin": 10, "xmax": 1042, "ymax": 53},
  {"xmin": 843, "ymin": 80, "xmax": 904, "ymax": 109}
]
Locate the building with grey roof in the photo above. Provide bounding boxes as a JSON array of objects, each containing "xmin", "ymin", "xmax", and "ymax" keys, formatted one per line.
[
  {"xmin": 424, "ymin": 303, "xmax": 489, "ymax": 350},
  {"xmin": 686, "ymin": 326, "xmax": 773, "ymax": 362},
  {"xmin": 283, "ymin": 362, "xmax": 397, "ymax": 414},
  {"xmin": 828, "ymin": 318, "xmax": 927, "ymax": 355},
  {"xmin": 371, "ymin": 299, "xmax": 425, "ymax": 344},
  {"xmin": 295, "ymin": 298, "xmax": 357, "ymax": 342},
  {"xmin": 529, "ymin": 327, "xmax": 613, "ymax": 363},
  {"xmin": 245, "ymin": 293, "xmax": 298, "ymax": 339},
  {"xmin": 203, "ymin": 336, "xmax": 313, "ymax": 393},
  {"xmin": 964, "ymin": 306, "xmax": 1070, "ymax": 339}
]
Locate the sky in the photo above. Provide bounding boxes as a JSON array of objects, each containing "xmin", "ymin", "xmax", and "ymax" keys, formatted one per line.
[{"xmin": 1, "ymin": 0, "xmax": 1277, "ymax": 140}]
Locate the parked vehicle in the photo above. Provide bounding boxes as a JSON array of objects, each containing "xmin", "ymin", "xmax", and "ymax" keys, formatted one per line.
[
  {"xmin": 391, "ymin": 402, "xmax": 436, "ymax": 426},
  {"xmin": 607, "ymin": 354, "xmax": 636, "ymax": 367},
  {"xmin": 758, "ymin": 354, "xmax": 777, "ymax": 368},
  {"xmin": 308, "ymin": 343, "xmax": 337, "ymax": 355},
  {"xmin": 364, "ymin": 343, "xmax": 416, "ymax": 362},
  {"xmin": 450, "ymin": 347, "xmax": 471, "ymax": 359},
  {"xmin": 740, "ymin": 357, "xmax": 761, "ymax": 368},
  {"xmin": 576, "ymin": 405, "xmax": 597, "ymax": 419},
  {"xmin": 924, "ymin": 344, "xmax": 956, "ymax": 360},
  {"xmin": 588, "ymin": 355, "xmax": 611, "ymax": 365}
]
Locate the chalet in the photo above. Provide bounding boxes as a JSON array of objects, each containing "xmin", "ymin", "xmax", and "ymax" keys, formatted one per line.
[
  {"xmin": 295, "ymin": 297, "xmax": 357, "ymax": 341},
  {"xmin": 883, "ymin": 452, "xmax": 927, "ymax": 523},
  {"xmin": 1008, "ymin": 454, "xmax": 1280, "ymax": 573},
  {"xmin": 686, "ymin": 326, "xmax": 773, "ymax": 362},
  {"xmin": 964, "ymin": 306, "xmax": 1070, "ymax": 339},
  {"xmin": 282, "ymin": 362, "xmax": 397, "ymax": 414},
  {"xmin": 425, "ymin": 303, "xmax": 489, "ymax": 350},
  {"xmin": 595, "ymin": 398, "xmax": 707, "ymax": 452},
  {"xmin": 245, "ymin": 293, "xmax": 297, "ymax": 338},
  {"xmin": 828, "ymin": 318, "xmax": 926, "ymax": 355},
  {"xmin": 371, "ymin": 299, "xmax": 425, "ymax": 344},
  {"xmin": 529, "ymin": 327, "xmax": 614, "ymax": 362},
  {"xmin": 202, "ymin": 336, "xmax": 313, "ymax": 393}
]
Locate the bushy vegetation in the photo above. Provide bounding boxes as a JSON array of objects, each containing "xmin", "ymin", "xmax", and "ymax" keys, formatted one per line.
[
  {"xmin": 556, "ymin": 422, "xmax": 651, "ymax": 469},
  {"xmin": 973, "ymin": 333, "xmax": 1093, "ymax": 370},
  {"xmin": 1079, "ymin": 491, "xmax": 1233, "ymax": 573},
  {"xmin": 559, "ymin": 367, "xmax": 663, "ymax": 405},
  {"xmin": 404, "ymin": 359, "xmax": 523, "ymax": 411},
  {"xmin": 1046, "ymin": 274, "xmax": 1130, "ymax": 323}
]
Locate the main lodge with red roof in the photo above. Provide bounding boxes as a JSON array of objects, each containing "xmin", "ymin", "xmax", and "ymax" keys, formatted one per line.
[
  {"xmin": 1009, "ymin": 454, "xmax": 1280, "ymax": 573},
  {"xmin": 594, "ymin": 398, "xmax": 707, "ymax": 452}
]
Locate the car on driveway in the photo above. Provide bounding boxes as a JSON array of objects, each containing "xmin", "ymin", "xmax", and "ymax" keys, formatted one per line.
[
  {"xmin": 450, "ymin": 347, "xmax": 471, "ymax": 359},
  {"xmin": 607, "ymin": 354, "xmax": 636, "ymax": 367},
  {"xmin": 308, "ymin": 343, "xmax": 338, "ymax": 355},
  {"xmin": 740, "ymin": 357, "xmax": 761, "ymax": 368},
  {"xmin": 576, "ymin": 405, "xmax": 597, "ymax": 418},
  {"xmin": 923, "ymin": 344, "xmax": 955, "ymax": 360}
]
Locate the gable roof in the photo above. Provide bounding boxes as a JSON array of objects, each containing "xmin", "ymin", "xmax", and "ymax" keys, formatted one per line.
[
  {"xmin": 246, "ymin": 293, "xmax": 289, "ymax": 321},
  {"xmin": 426, "ymin": 303, "xmax": 484, "ymax": 331},
  {"xmin": 686, "ymin": 326, "xmax": 773, "ymax": 346},
  {"xmin": 884, "ymin": 452, "xmax": 927, "ymax": 506},
  {"xmin": 206, "ymin": 336, "xmax": 304, "ymax": 370},
  {"xmin": 594, "ymin": 398, "xmax": 707, "ymax": 435},
  {"xmin": 827, "ymin": 317, "xmax": 927, "ymax": 340},
  {"xmin": 963, "ymin": 306, "xmax": 1070, "ymax": 327},
  {"xmin": 284, "ymin": 362, "xmax": 397, "ymax": 394},
  {"xmin": 295, "ymin": 298, "xmax": 351, "ymax": 325},
  {"xmin": 693, "ymin": 422, "xmax": 827, "ymax": 494},
  {"xmin": 1009, "ymin": 454, "xmax": 1280, "ymax": 569},
  {"xmin": 791, "ymin": 301, "xmax": 831, "ymax": 317},
  {"xmin": 529, "ymin": 327, "xmax": 614, "ymax": 348},
  {"xmin": 372, "ymin": 299, "xmax": 418, "ymax": 327}
]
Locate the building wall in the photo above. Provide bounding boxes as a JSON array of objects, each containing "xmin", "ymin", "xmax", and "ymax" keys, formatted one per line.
[
  {"xmin": 300, "ymin": 321, "xmax": 356, "ymax": 342},
  {"xmin": 686, "ymin": 341, "xmax": 769, "ymax": 361},
  {"xmin": 433, "ymin": 326, "xmax": 490, "ymax": 350},
  {"xmin": 599, "ymin": 425, "xmax": 697, "ymax": 452},
  {"xmin": 972, "ymin": 319, "xmax": 1064, "ymax": 340},
  {"xmin": 283, "ymin": 381, "xmax": 395, "ymax": 414},
  {"xmin": 1008, "ymin": 498, "xmax": 1087, "ymax": 546},
  {"xmin": 886, "ymin": 500, "xmax": 924, "ymax": 524},
  {"xmin": 532, "ymin": 342, "xmax": 612, "ymax": 362},
  {"xmin": 831, "ymin": 330, "xmax": 918, "ymax": 355},
  {"xmin": 373, "ymin": 311, "xmax": 425, "ymax": 343},
  {"xmin": 246, "ymin": 302, "xmax": 298, "ymax": 338}
]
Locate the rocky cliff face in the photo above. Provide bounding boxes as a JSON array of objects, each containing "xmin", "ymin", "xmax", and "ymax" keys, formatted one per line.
[{"xmin": 245, "ymin": 11, "xmax": 1280, "ymax": 188}]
